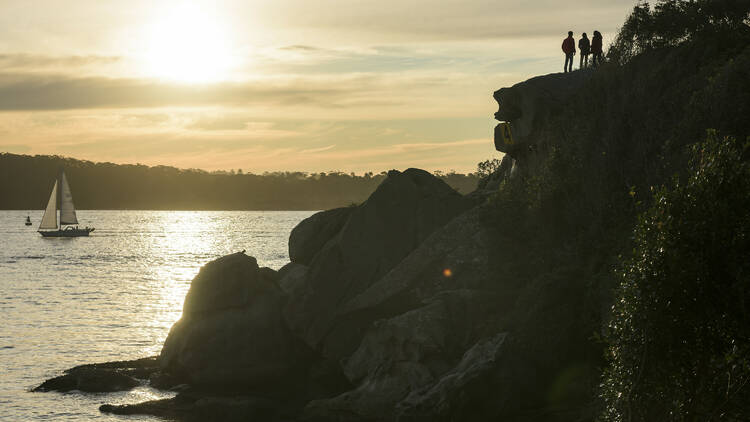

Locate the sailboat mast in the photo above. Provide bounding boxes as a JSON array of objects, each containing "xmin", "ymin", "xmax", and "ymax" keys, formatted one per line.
[{"xmin": 57, "ymin": 169, "xmax": 62, "ymax": 229}]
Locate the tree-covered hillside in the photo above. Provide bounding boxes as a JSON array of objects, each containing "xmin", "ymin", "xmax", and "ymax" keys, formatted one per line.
[{"xmin": 0, "ymin": 153, "xmax": 479, "ymax": 210}]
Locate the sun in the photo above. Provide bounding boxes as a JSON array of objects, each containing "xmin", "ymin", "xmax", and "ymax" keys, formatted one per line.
[{"xmin": 144, "ymin": 5, "xmax": 235, "ymax": 83}]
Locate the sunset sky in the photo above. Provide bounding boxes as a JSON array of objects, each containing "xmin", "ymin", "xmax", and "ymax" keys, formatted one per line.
[{"xmin": 0, "ymin": 0, "xmax": 635, "ymax": 173}]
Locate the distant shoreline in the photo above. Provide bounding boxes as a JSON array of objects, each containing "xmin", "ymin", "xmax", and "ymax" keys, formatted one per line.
[{"xmin": 0, "ymin": 153, "xmax": 479, "ymax": 211}]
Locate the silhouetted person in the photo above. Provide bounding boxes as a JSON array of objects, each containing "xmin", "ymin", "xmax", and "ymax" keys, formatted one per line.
[
  {"xmin": 579, "ymin": 33, "xmax": 590, "ymax": 69},
  {"xmin": 591, "ymin": 30, "xmax": 603, "ymax": 67},
  {"xmin": 562, "ymin": 31, "xmax": 576, "ymax": 73}
]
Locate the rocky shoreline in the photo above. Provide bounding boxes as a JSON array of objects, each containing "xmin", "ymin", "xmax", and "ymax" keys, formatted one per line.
[
  {"xmin": 34, "ymin": 73, "xmax": 594, "ymax": 421},
  {"xmin": 35, "ymin": 167, "xmax": 511, "ymax": 421}
]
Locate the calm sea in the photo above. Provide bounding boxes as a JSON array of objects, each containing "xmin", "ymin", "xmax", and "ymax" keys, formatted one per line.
[{"xmin": 0, "ymin": 210, "xmax": 315, "ymax": 421}]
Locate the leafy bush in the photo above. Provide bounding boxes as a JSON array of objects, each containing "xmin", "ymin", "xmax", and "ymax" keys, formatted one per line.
[
  {"xmin": 609, "ymin": 0, "xmax": 750, "ymax": 64},
  {"xmin": 476, "ymin": 158, "xmax": 503, "ymax": 179},
  {"xmin": 601, "ymin": 132, "xmax": 750, "ymax": 421}
]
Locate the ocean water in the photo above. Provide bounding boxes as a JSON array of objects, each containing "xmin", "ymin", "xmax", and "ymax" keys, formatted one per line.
[{"xmin": 0, "ymin": 210, "xmax": 315, "ymax": 421}]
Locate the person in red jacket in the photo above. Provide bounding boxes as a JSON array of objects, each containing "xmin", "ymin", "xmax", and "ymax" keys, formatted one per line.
[
  {"xmin": 562, "ymin": 31, "xmax": 576, "ymax": 73},
  {"xmin": 591, "ymin": 30, "xmax": 603, "ymax": 67}
]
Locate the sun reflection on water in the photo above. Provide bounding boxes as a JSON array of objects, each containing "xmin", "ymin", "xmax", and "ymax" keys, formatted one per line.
[
  {"xmin": 1, "ymin": 210, "xmax": 316, "ymax": 421},
  {"xmin": 139, "ymin": 211, "xmax": 220, "ymax": 355}
]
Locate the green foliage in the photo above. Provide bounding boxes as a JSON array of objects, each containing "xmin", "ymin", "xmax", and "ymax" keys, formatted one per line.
[
  {"xmin": 609, "ymin": 0, "xmax": 750, "ymax": 65},
  {"xmin": 601, "ymin": 132, "xmax": 750, "ymax": 421},
  {"xmin": 476, "ymin": 158, "xmax": 503, "ymax": 179}
]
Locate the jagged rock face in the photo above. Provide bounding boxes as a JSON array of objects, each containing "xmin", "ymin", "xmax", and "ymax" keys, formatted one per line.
[
  {"xmin": 320, "ymin": 205, "xmax": 497, "ymax": 355},
  {"xmin": 396, "ymin": 332, "xmax": 508, "ymax": 422},
  {"xmin": 304, "ymin": 290, "xmax": 505, "ymax": 421},
  {"xmin": 284, "ymin": 168, "xmax": 474, "ymax": 359},
  {"xmin": 160, "ymin": 252, "xmax": 312, "ymax": 391},
  {"xmin": 300, "ymin": 206, "xmax": 507, "ymax": 421}
]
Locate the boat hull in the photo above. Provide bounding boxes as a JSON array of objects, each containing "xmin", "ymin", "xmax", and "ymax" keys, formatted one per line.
[{"xmin": 39, "ymin": 228, "xmax": 95, "ymax": 237}]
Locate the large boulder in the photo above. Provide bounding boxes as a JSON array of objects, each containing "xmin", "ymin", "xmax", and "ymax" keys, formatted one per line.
[
  {"xmin": 284, "ymin": 169, "xmax": 473, "ymax": 359},
  {"xmin": 160, "ymin": 252, "xmax": 313, "ymax": 391},
  {"xmin": 289, "ymin": 207, "xmax": 355, "ymax": 265},
  {"xmin": 277, "ymin": 262, "xmax": 309, "ymax": 298}
]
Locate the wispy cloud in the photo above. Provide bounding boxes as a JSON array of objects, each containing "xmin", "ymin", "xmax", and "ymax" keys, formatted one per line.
[
  {"xmin": 0, "ymin": 54, "xmax": 121, "ymax": 72},
  {"xmin": 300, "ymin": 144, "xmax": 336, "ymax": 154},
  {"xmin": 0, "ymin": 73, "xmax": 356, "ymax": 110}
]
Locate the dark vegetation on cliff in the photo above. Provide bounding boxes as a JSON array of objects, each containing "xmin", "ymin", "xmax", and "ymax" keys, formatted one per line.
[
  {"xmin": 0, "ymin": 153, "xmax": 478, "ymax": 210},
  {"xmin": 602, "ymin": 133, "xmax": 750, "ymax": 420},
  {"xmin": 487, "ymin": 1, "xmax": 750, "ymax": 419},
  {"xmin": 33, "ymin": 1, "xmax": 750, "ymax": 421}
]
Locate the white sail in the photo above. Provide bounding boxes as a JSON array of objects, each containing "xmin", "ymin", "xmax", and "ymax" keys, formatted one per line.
[
  {"xmin": 39, "ymin": 181, "xmax": 58, "ymax": 230},
  {"xmin": 59, "ymin": 171, "xmax": 78, "ymax": 225}
]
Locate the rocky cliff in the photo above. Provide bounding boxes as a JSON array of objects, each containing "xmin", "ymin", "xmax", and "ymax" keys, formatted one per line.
[{"xmin": 36, "ymin": 33, "xmax": 750, "ymax": 421}]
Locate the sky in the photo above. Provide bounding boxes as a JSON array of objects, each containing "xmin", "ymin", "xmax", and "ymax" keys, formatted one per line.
[{"xmin": 0, "ymin": 0, "xmax": 636, "ymax": 173}]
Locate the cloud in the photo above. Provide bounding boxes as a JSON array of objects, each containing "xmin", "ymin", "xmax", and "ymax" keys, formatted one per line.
[
  {"xmin": 187, "ymin": 115, "xmax": 253, "ymax": 131},
  {"xmin": 263, "ymin": 0, "xmax": 633, "ymax": 41},
  {"xmin": 0, "ymin": 73, "xmax": 358, "ymax": 110},
  {"xmin": 300, "ymin": 144, "xmax": 336, "ymax": 154},
  {"xmin": 0, "ymin": 54, "xmax": 121, "ymax": 72},
  {"xmin": 0, "ymin": 69, "xmax": 505, "ymax": 119}
]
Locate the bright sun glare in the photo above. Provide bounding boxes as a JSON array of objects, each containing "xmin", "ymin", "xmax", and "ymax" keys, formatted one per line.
[{"xmin": 145, "ymin": 5, "xmax": 234, "ymax": 83}]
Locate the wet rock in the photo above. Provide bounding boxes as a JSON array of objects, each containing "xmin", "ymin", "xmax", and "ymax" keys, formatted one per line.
[
  {"xmin": 100, "ymin": 393, "xmax": 284, "ymax": 422},
  {"xmin": 289, "ymin": 207, "xmax": 355, "ymax": 265},
  {"xmin": 284, "ymin": 169, "xmax": 473, "ymax": 358},
  {"xmin": 33, "ymin": 357, "xmax": 159, "ymax": 393},
  {"xmin": 34, "ymin": 368, "xmax": 140, "ymax": 393}
]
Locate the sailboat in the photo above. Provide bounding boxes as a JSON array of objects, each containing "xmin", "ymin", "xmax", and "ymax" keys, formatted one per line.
[
  {"xmin": 38, "ymin": 170, "xmax": 94, "ymax": 237},
  {"xmin": 25, "ymin": 216, "xmax": 32, "ymax": 226}
]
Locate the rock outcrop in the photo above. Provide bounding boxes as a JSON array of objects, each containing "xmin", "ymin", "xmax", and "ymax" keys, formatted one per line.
[
  {"xmin": 493, "ymin": 70, "xmax": 592, "ymax": 158},
  {"xmin": 288, "ymin": 206, "xmax": 354, "ymax": 266},
  {"xmin": 159, "ymin": 253, "xmax": 313, "ymax": 392},
  {"xmin": 397, "ymin": 332, "xmax": 508, "ymax": 422},
  {"xmin": 283, "ymin": 168, "xmax": 474, "ymax": 360}
]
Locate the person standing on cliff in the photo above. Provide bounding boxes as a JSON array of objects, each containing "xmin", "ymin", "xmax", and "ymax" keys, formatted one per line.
[
  {"xmin": 591, "ymin": 30, "xmax": 603, "ymax": 67},
  {"xmin": 562, "ymin": 31, "xmax": 576, "ymax": 73},
  {"xmin": 579, "ymin": 32, "xmax": 591, "ymax": 69}
]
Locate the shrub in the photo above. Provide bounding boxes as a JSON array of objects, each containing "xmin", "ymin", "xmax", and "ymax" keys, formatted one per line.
[
  {"xmin": 601, "ymin": 132, "xmax": 750, "ymax": 421},
  {"xmin": 608, "ymin": 0, "xmax": 750, "ymax": 65}
]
